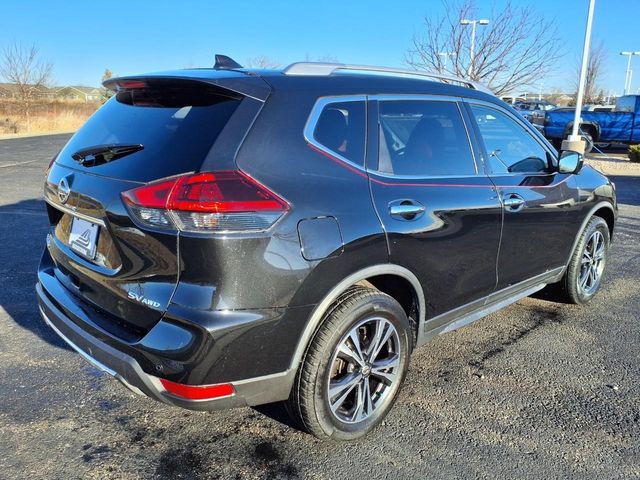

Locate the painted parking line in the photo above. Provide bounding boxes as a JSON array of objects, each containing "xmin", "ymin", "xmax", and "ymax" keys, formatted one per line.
[{"xmin": 0, "ymin": 159, "xmax": 43, "ymax": 168}]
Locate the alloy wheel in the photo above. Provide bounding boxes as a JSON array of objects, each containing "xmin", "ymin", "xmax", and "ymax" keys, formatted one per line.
[
  {"xmin": 326, "ymin": 317, "xmax": 401, "ymax": 424},
  {"xmin": 578, "ymin": 230, "xmax": 606, "ymax": 295}
]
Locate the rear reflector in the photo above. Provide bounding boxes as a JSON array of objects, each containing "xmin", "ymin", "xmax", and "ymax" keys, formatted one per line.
[
  {"xmin": 122, "ymin": 170, "xmax": 289, "ymax": 233},
  {"xmin": 159, "ymin": 378, "xmax": 235, "ymax": 400}
]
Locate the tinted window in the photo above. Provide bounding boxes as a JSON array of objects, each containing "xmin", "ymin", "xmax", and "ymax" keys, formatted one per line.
[
  {"xmin": 56, "ymin": 79, "xmax": 241, "ymax": 182},
  {"xmin": 470, "ymin": 105, "xmax": 550, "ymax": 174},
  {"xmin": 377, "ymin": 100, "xmax": 475, "ymax": 176},
  {"xmin": 616, "ymin": 95, "xmax": 636, "ymax": 112},
  {"xmin": 313, "ymin": 101, "xmax": 366, "ymax": 166}
]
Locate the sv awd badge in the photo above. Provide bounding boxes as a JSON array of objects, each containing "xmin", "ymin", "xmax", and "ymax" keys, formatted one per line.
[{"xmin": 127, "ymin": 291, "xmax": 161, "ymax": 308}]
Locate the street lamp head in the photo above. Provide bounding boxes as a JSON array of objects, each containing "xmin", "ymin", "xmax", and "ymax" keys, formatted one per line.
[
  {"xmin": 460, "ymin": 19, "xmax": 471, "ymax": 25},
  {"xmin": 634, "ymin": 52, "xmax": 640, "ymax": 56},
  {"xmin": 478, "ymin": 19, "xmax": 490, "ymax": 25}
]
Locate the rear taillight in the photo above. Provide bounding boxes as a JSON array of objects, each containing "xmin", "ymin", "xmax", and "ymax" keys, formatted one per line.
[
  {"xmin": 45, "ymin": 152, "xmax": 59, "ymax": 176},
  {"xmin": 122, "ymin": 170, "xmax": 289, "ymax": 233}
]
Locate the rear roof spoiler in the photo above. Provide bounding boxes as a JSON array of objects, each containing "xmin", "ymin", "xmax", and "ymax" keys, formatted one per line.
[{"xmin": 103, "ymin": 70, "xmax": 271, "ymax": 102}]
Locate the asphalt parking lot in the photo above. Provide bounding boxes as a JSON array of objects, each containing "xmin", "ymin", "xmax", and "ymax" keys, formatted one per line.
[{"xmin": 1, "ymin": 134, "xmax": 639, "ymax": 480}]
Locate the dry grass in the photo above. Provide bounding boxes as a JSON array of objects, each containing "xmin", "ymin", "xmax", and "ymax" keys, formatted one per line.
[{"xmin": 0, "ymin": 99, "xmax": 100, "ymax": 135}]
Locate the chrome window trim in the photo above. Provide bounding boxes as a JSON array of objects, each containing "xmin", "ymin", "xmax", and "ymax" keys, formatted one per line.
[
  {"xmin": 372, "ymin": 94, "xmax": 481, "ymax": 178},
  {"xmin": 303, "ymin": 95, "xmax": 368, "ymax": 172},
  {"xmin": 369, "ymin": 94, "xmax": 464, "ymax": 102}
]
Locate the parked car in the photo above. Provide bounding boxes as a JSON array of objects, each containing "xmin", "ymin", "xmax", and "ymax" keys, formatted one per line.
[
  {"xmin": 513, "ymin": 100, "xmax": 557, "ymax": 123},
  {"xmin": 513, "ymin": 100, "xmax": 557, "ymax": 112},
  {"xmin": 538, "ymin": 95, "xmax": 640, "ymax": 150},
  {"xmin": 36, "ymin": 57, "xmax": 617, "ymax": 440},
  {"xmin": 500, "ymin": 95, "xmax": 526, "ymax": 105}
]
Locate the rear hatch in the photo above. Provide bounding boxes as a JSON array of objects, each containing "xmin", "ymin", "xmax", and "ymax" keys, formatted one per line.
[{"xmin": 44, "ymin": 77, "xmax": 246, "ymax": 339}]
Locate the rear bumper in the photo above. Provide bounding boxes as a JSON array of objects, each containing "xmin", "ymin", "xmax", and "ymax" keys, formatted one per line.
[{"xmin": 36, "ymin": 259, "xmax": 299, "ymax": 411}]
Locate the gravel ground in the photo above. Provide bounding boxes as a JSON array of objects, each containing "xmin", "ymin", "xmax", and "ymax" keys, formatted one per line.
[
  {"xmin": 586, "ymin": 144, "xmax": 640, "ymax": 176},
  {"xmin": 0, "ymin": 134, "xmax": 639, "ymax": 480}
]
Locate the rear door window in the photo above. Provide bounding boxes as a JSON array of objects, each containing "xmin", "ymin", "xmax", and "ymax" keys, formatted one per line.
[
  {"xmin": 311, "ymin": 100, "xmax": 366, "ymax": 166},
  {"xmin": 377, "ymin": 100, "xmax": 476, "ymax": 176},
  {"xmin": 55, "ymin": 79, "xmax": 242, "ymax": 182}
]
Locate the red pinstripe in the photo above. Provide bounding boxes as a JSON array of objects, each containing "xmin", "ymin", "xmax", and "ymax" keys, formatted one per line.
[{"xmin": 306, "ymin": 142, "xmax": 569, "ymax": 189}]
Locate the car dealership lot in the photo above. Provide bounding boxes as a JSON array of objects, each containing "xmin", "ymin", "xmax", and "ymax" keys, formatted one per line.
[{"xmin": 1, "ymin": 135, "xmax": 639, "ymax": 479}]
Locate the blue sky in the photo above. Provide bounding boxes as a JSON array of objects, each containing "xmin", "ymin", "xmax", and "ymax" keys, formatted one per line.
[{"xmin": 1, "ymin": 0, "xmax": 638, "ymax": 95}]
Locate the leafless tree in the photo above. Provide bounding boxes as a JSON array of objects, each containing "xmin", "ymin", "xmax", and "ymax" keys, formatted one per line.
[
  {"xmin": 303, "ymin": 53, "xmax": 340, "ymax": 63},
  {"xmin": 244, "ymin": 55, "xmax": 281, "ymax": 69},
  {"xmin": 405, "ymin": 0, "xmax": 562, "ymax": 96},
  {"xmin": 0, "ymin": 42, "xmax": 53, "ymax": 129},
  {"xmin": 101, "ymin": 68, "xmax": 114, "ymax": 101},
  {"xmin": 574, "ymin": 42, "xmax": 607, "ymax": 104}
]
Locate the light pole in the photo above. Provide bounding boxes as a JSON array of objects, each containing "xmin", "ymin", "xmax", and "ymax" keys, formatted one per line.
[
  {"xmin": 565, "ymin": 0, "xmax": 596, "ymax": 153},
  {"xmin": 620, "ymin": 51, "xmax": 640, "ymax": 94},
  {"xmin": 437, "ymin": 52, "xmax": 456, "ymax": 74},
  {"xmin": 460, "ymin": 18, "xmax": 489, "ymax": 78}
]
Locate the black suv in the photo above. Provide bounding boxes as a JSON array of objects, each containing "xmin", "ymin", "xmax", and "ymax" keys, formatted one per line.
[{"xmin": 37, "ymin": 57, "xmax": 617, "ymax": 440}]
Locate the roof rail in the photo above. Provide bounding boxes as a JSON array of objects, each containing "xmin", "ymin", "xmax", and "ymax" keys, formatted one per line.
[{"xmin": 282, "ymin": 62, "xmax": 493, "ymax": 95}]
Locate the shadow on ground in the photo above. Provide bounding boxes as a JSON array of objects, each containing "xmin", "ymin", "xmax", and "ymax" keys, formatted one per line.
[{"xmin": 0, "ymin": 197, "xmax": 70, "ymax": 350}]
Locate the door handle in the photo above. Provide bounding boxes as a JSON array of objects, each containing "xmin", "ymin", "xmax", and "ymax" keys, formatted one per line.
[
  {"xmin": 389, "ymin": 201, "xmax": 426, "ymax": 220},
  {"xmin": 503, "ymin": 193, "xmax": 525, "ymax": 212}
]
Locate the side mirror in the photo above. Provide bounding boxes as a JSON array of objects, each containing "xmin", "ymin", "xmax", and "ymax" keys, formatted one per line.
[{"xmin": 558, "ymin": 150, "xmax": 584, "ymax": 174}]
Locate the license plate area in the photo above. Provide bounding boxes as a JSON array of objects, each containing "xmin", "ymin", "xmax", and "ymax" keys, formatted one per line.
[{"xmin": 69, "ymin": 217, "xmax": 99, "ymax": 260}]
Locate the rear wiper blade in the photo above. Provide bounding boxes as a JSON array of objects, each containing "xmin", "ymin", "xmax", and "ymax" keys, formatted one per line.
[{"xmin": 72, "ymin": 144, "xmax": 144, "ymax": 166}]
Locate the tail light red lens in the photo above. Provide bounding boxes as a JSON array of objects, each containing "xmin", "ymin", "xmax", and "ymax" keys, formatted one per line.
[
  {"xmin": 45, "ymin": 153, "xmax": 59, "ymax": 176},
  {"xmin": 122, "ymin": 170, "xmax": 289, "ymax": 233},
  {"xmin": 159, "ymin": 378, "xmax": 235, "ymax": 401}
]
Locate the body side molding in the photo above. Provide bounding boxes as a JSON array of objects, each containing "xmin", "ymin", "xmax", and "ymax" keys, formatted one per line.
[{"xmin": 417, "ymin": 266, "xmax": 565, "ymax": 346}]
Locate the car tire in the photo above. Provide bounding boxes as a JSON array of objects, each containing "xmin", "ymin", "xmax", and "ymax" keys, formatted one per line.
[
  {"xmin": 560, "ymin": 216, "xmax": 610, "ymax": 304},
  {"xmin": 582, "ymin": 132, "xmax": 594, "ymax": 154},
  {"xmin": 287, "ymin": 286, "xmax": 412, "ymax": 440}
]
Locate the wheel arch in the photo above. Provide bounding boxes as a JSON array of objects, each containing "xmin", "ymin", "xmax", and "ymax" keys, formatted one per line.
[
  {"xmin": 288, "ymin": 264, "xmax": 426, "ymax": 371},
  {"xmin": 564, "ymin": 121, "xmax": 601, "ymax": 141},
  {"xmin": 593, "ymin": 205, "xmax": 615, "ymax": 238},
  {"xmin": 566, "ymin": 201, "xmax": 616, "ymax": 265}
]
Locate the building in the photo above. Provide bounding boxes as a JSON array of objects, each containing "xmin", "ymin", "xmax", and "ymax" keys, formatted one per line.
[
  {"xmin": 54, "ymin": 86, "xmax": 102, "ymax": 102},
  {"xmin": 0, "ymin": 83, "xmax": 56, "ymax": 100}
]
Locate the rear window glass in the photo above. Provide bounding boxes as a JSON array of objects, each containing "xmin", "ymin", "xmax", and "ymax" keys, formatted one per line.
[
  {"xmin": 616, "ymin": 95, "xmax": 636, "ymax": 112},
  {"xmin": 312, "ymin": 100, "xmax": 366, "ymax": 166},
  {"xmin": 56, "ymin": 80, "xmax": 242, "ymax": 182}
]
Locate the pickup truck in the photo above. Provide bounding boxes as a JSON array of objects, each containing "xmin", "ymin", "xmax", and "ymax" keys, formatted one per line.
[{"xmin": 535, "ymin": 95, "xmax": 640, "ymax": 150}]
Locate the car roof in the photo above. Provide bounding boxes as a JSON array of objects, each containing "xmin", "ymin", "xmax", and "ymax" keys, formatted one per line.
[{"xmin": 106, "ymin": 66, "xmax": 500, "ymax": 105}]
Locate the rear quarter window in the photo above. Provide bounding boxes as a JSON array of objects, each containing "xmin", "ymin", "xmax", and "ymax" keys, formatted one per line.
[{"xmin": 310, "ymin": 99, "xmax": 366, "ymax": 167}]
